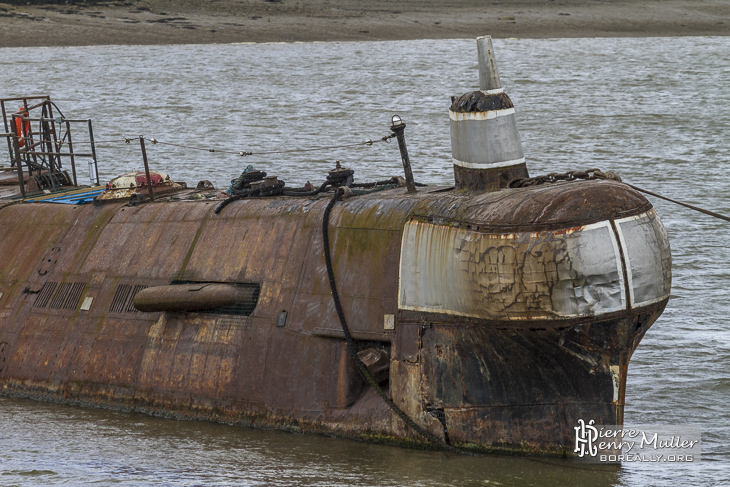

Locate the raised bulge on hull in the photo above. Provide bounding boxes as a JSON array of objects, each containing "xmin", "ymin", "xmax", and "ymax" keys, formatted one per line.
[
  {"xmin": 0, "ymin": 37, "xmax": 670, "ymax": 455},
  {"xmin": 396, "ymin": 185, "xmax": 670, "ymax": 450}
]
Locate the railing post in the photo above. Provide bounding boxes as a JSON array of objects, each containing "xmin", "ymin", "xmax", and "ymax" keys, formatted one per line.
[
  {"xmin": 1, "ymin": 100, "xmax": 13, "ymax": 168},
  {"xmin": 389, "ymin": 115, "xmax": 416, "ymax": 193},
  {"xmin": 139, "ymin": 136, "xmax": 154, "ymax": 202},
  {"xmin": 88, "ymin": 120, "xmax": 99, "ymax": 185},
  {"xmin": 44, "ymin": 101, "xmax": 62, "ymax": 174},
  {"xmin": 65, "ymin": 119, "xmax": 78, "ymax": 186},
  {"xmin": 10, "ymin": 114, "xmax": 26, "ymax": 199}
]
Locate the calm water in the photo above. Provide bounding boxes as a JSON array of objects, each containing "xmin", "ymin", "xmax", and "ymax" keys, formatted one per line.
[{"xmin": 1, "ymin": 37, "xmax": 729, "ymax": 486}]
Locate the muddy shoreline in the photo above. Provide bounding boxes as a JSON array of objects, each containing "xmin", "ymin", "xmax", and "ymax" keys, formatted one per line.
[{"xmin": 1, "ymin": 0, "xmax": 728, "ymax": 48}]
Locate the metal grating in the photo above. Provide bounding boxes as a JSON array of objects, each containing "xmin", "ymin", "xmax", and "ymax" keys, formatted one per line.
[
  {"xmin": 126, "ymin": 285, "xmax": 148, "ymax": 312},
  {"xmin": 63, "ymin": 282, "xmax": 86, "ymax": 310},
  {"xmin": 110, "ymin": 284, "xmax": 149, "ymax": 313},
  {"xmin": 109, "ymin": 284, "xmax": 132, "ymax": 313},
  {"xmin": 49, "ymin": 282, "xmax": 72, "ymax": 309},
  {"xmin": 33, "ymin": 282, "xmax": 58, "ymax": 308},
  {"xmin": 33, "ymin": 281, "xmax": 87, "ymax": 310}
]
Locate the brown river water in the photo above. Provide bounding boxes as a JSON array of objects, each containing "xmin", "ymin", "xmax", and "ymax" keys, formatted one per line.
[{"xmin": 1, "ymin": 37, "xmax": 729, "ymax": 486}]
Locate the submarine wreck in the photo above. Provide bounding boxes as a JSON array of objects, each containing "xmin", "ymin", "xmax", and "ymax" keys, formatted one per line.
[{"xmin": 0, "ymin": 37, "xmax": 671, "ymax": 456}]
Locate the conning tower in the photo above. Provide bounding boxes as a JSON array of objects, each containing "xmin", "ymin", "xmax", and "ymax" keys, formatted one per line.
[{"xmin": 450, "ymin": 36, "xmax": 528, "ymax": 191}]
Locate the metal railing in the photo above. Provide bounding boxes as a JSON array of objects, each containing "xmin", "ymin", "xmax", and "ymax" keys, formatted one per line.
[{"xmin": 1, "ymin": 96, "xmax": 99, "ymax": 199}]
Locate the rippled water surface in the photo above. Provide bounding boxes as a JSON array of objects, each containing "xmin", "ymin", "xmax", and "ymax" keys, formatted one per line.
[{"xmin": 1, "ymin": 37, "xmax": 729, "ymax": 486}]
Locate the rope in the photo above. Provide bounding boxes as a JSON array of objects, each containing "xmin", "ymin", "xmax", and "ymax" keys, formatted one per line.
[
  {"xmin": 282, "ymin": 180, "xmax": 329, "ymax": 197},
  {"xmin": 626, "ymin": 183, "xmax": 730, "ymax": 223},
  {"xmin": 85, "ymin": 139, "xmax": 136, "ymax": 145},
  {"xmin": 93, "ymin": 134, "xmax": 396, "ymax": 156},
  {"xmin": 510, "ymin": 168, "xmax": 730, "ymax": 224},
  {"xmin": 351, "ymin": 183, "xmax": 398, "ymax": 196},
  {"xmin": 214, "ymin": 195, "xmax": 242, "ymax": 214},
  {"xmin": 214, "ymin": 178, "xmax": 404, "ymax": 214},
  {"xmin": 322, "ymin": 189, "xmax": 463, "ymax": 453}
]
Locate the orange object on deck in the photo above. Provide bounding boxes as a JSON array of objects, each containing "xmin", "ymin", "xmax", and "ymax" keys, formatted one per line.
[{"xmin": 14, "ymin": 107, "xmax": 30, "ymax": 147}]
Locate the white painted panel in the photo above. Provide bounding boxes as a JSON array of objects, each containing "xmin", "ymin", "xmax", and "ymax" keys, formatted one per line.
[
  {"xmin": 615, "ymin": 209, "xmax": 672, "ymax": 308},
  {"xmin": 398, "ymin": 220, "xmax": 626, "ymax": 320}
]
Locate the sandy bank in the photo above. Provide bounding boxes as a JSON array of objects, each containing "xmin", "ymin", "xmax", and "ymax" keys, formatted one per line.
[{"xmin": 0, "ymin": 0, "xmax": 729, "ymax": 48}]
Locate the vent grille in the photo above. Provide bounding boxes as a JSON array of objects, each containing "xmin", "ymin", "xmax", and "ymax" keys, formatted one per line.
[
  {"xmin": 126, "ymin": 285, "xmax": 148, "ymax": 312},
  {"xmin": 109, "ymin": 284, "xmax": 132, "ymax": 313},
  {"xmin": 110, "ymin": 284, "xmax": 148, "ymax": 313},
  {"xmin": 49, "ymin": 282, "xmax": 72, "ymax": 309},
  {"xmin": 64, "ymin": 282, "xmax": 86, "ymax": 310},
  {"xmin": 34, "ymin": 282, "xmax": 58, "ymax": 308},
  {"xmin": 34, "ymin": 281, "xmax": 86, "ymax": 310},
  {"xmin": 170, "ymin": 280, "xmax": 260, "ymax": 316}
]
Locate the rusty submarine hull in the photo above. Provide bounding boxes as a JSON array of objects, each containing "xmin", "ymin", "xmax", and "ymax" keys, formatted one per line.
[{"xmin": 0, "ymin": 37, "xmax": 671, "ymax": 456}]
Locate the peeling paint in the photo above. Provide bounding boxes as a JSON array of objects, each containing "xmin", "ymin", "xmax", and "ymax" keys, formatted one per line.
[
  {"xmin": 398, "ymin": 219, "xmax": 628, "ymax": 320},
  {"xmin": 0, "ymin": 178, "xmax": 669, "ymax": 455},
  {"xmin": 610, "ymin": 365, "xmax": 621, "ymax": 404},
  {"xmin": 615, "ymin": 209, "xmax": 672, "ymax": 308}
]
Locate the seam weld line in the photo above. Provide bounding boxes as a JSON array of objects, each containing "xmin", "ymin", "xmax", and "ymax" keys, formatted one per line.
[
  {"xmin": 449, "ymin": 108, "xmax": 515, "ymax": 121},
  {"xmin": 452, "ymin": 157, "xmax": 525, "ymax": 169}
]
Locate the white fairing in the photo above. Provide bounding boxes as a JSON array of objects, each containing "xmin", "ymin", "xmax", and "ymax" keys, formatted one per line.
[
  {"xmin": 615, "ymin": 210, "xmax": 672, "ymax": 308},
  {"xmin": 549, "ymin": 221, "xmax": 626, "ymax": 317},
  {"xmin": 398, "ymin": 210, "xmax": 671, "ymax": 321}
]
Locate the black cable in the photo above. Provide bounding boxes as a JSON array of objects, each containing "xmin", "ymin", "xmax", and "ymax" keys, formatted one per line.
[
  {"xmin": 282, "ymin": 181, "xmax": 330, "ymax": 197},
  {"xmin": 49, "ymin": 100, "xmax": 66, "ymax": 120},
  {"xmin": 351, "ymin": 177, "xmax": 398, "ymax": 188},
  {"xmin": 214, "ymin": 195, "xmax": 242, "ymax": 214},
  {"xmin": 626, "ymin": 183, "xmax": 730, "ymax": 223},
  {"xmin": 509, "ymin": 168, "xmax": 730, "ymax": 223},
  {"xmin": 322, "ymin": 189, "xmax": 464, "ymax": 453},
  {"xmin": 119, "ymin": 136, "xmax": 392, "ymax": 156}
]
